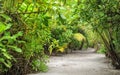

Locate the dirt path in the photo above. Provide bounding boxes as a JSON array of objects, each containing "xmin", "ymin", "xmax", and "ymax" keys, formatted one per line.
[{"xmin": 28, "ymin": 48, "xmax": 120, "ymax": 75}]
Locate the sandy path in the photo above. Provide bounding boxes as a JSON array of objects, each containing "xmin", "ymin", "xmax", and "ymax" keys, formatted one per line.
[{"xmin": 28, "ymin": 48, "xmax": 120, "ymax": 75}]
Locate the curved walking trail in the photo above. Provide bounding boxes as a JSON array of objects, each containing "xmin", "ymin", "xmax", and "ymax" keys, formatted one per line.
[{"xmin": 29, "ymin": 48, "xmax": 120, "ymax": 75}]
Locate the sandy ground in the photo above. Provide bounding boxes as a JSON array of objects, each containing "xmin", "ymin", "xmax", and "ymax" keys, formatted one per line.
[{"xmin": 28, "ymin": 48, "xmax": 120, "ymax": 75}]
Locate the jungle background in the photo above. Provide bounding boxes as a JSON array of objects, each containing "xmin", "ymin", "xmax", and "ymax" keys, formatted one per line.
[{"xmin": 0, "ymin": 0, "xmax": 120, "ymax": 75}]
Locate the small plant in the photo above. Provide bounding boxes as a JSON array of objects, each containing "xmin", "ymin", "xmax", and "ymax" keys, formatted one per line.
[{"xmin": 31, "ymin": 59, "xmax": 48, "ymax": 72}]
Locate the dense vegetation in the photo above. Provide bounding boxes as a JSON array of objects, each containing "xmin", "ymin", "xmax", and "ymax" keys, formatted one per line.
[
  {"xmin": 0, "ymin": 0, "xmax": 120, "ymax": 75},
  {"xmin": 78, "ymin": 0, "xmax": 120, "ymax": 68}
]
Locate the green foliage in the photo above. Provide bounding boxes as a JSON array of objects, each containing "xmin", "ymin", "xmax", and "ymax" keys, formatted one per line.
[
  {"xmin": 1, "ymin": 0, "xmax": 51, "ymax": 74},
  {"xmin": 48, "ymin": 39, "xmax": 59, "ymax": 55},
  {"xmin": 0, "ymin": 22, "xmax": 6, "ymax": 33},
  {"xmin": 73, "ymin": 33, "xmax": 85, "ymax": 41},
  {"xmin": 70, "ymin": 39, "xmax": 81, "ymax": 50},
  {"xmin": 97, "ymin": 44, "xmax": 106, "ymax": 54},
  {"xmin": 2, "ymin": 0, "xmax": 120, "ymax": 74},
  {"xmin": 78, "ymin": 0, "xmax": 120, "ymax": 67},
  {"xmin": 69, "ymin": 33, "xmax": 85, "ymax": 50},
  {"xmin": 0, "ymin": 27, "xmax": 23, "ymax": 73},
  {"xmin": 0, "ymin": 11, "xmax": 23, "ymax": 73},
  {"xmin": 32, "ymin": 59, "xmax": 48, "ymax": 72},
  {"xmin": 50, "ymin": 25, "xmax": 74, "ymax": 53},
  {"xmin": 59, "ymin": 29, "xmax": 73, "ymax": 44}
]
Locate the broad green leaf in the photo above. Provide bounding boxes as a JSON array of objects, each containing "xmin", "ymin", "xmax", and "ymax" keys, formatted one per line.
[
  {"xmin": 5, "ymin": 24, "xmax": 12, "ymax": 30},
  {"xmin": 18, "ymin": 40, "xmax": 26, "ymax": 44},
  {"xmin": 3, "ymin": 52, "xmax": 12, "ymax": 60},
  {"xmin": 11, "ymin": 31, "xmax": 23, "ymax": 40},
  {"xmin": 0, "ymin": 36, "xmax": 11, "ymax": 41},
  {"xmin": 13, "ymin": 47, "xmax": 22, "ymax": 53},
  {"xmin": 1, "ymin": 49, "xmax": 6, "ymax": 52},
  {"xmin": 0, "ymin": 22, "xmax": 6, "ymax": 33},
  {"xmin": 3, "ymin": 60, "xmax": 12, "ymax": 68},
  {"xmin": 7, "ymin": 46, "xmax": 22, "ymax": 53}
]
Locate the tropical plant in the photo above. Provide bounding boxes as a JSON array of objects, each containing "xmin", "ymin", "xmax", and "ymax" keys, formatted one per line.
[
  {"xmin": 1, "ymin": 0, "xmax": 120, "ymax": 75},
  {"xmin": 0, "ymin": 13, "xmax": 23, "ymax": 73}
]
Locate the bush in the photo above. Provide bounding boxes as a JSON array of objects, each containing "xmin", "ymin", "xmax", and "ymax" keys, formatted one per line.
[{"xmin": 97, "ymin": 44, "xmax": 106, "ymax": 54}]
